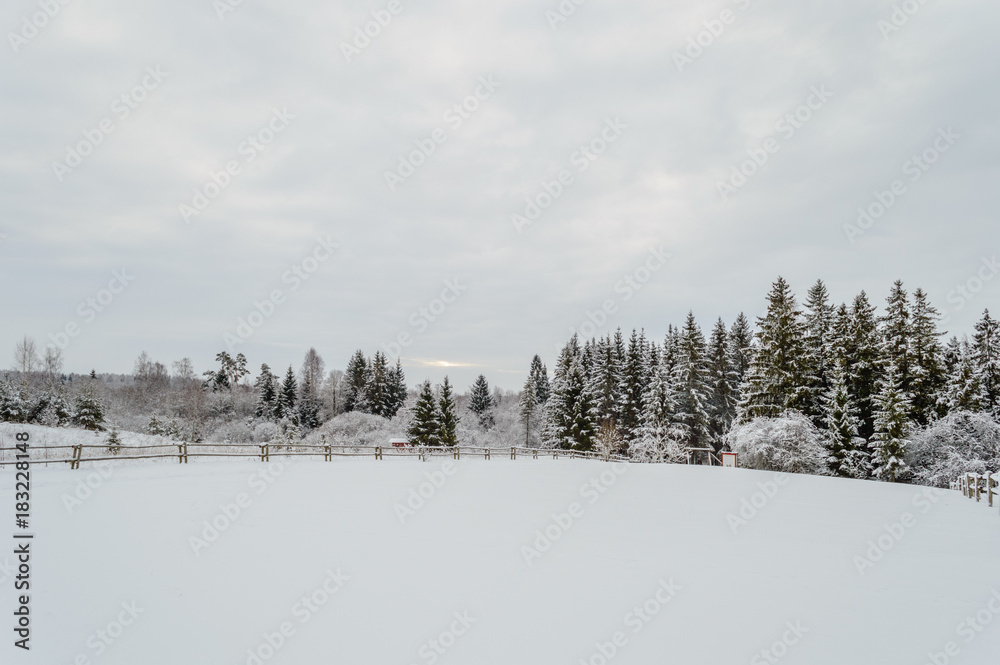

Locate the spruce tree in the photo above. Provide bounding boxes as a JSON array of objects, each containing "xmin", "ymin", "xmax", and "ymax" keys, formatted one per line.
[
  {"xmin": 870, "ymin": 361, "xmax": 912, "ymax": 482},
  {"xmin": 519, "ymin": 375, "xmax": 537, "ymax": 447},
  {"xmin": 254, "ymin": 364, "xmax": 277, "ymax": 420},
  {"xmin": 847, "ymin": 292, "xmax": 882, "ymax": 439},
  {"xmin": 387, "ymin": 360, "xmax": 408, "ymax": 418},
  {"xmin": 673, "ymin": 312, "xmax": 712, "ymax": 449},
  {"xmin": 438, "ymin": 377, "xmax": 460, "ymax": 446},
  {"xmin": 945, "ymin": 339, "xmax": 984, "ymax": 412},
  {"xmin": 468, "ymin": 374, "xmax": 495, "ymax": 429},
  {"xmin": 973, "ymin": 310, "xmax": 1000, "ymax": 417},
  {"xmin": 529, "ymin": 355, "xmax": 550, "ymax": 405},
  {"xmin": 909, "ymin": 289, "xmax": 947, "ymax": 425},
  {"xmin": 105, "ymin": 429, "xmax": 122, "ymax": 455},
  {"xmin": 824, "ymin": 360, "xmax": 868, "ymax": 478},
  {"xmin": 298, "ymin": 370, "xmax": 320, "ymax": 429},
  {"xmin": 803, "ymin": 280, "xmax": 835, "ymax": 424},
  {"xmin": 364, "ymin": 352, "xmax": 391, "ymax": 417},
  {"xmin": 343, "ymin": 350, "xmax": 370, "ymax": 413},
  {"xmin": 707, "ymin": 318, "xmax": 737, "ymax": 443},
  {"xmin": 727, "ymin": 313, "xmax": 754, "ymax": 405},
  {"xmin": 73, "ymin": 385, "xmax": 105, "ymax": 431},
  {"xmin": 407, "ymin": 380, "xmax": 441, "ymax": 446},
  {"xmin": 278, "ymin": 366, "xmax": 298, "ymax": 422},
  {"xmin": 739, "ymin": 277, "xmax": 810, "ymax": 419},
  {"xmin": 543, "ymin": 337, "xmax": 598, "ymax": 451},
  {"xmin": 880, "ymin": 281, "xmax": 913, "ymax": 395},
  {"xmin": 617, "ymin": 329, "xmax": 650, "ymax": 443},
  {"xmin": 589, "ymin": 335, "xmax": 623, "ymax": 433},
  {"xmin": 633, "ymin": 362, "xmax": 680, "ymax": 461}
]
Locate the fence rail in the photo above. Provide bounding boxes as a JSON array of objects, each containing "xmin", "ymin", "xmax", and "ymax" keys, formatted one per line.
[
  {"xmin": 952, "ymin": 472, "xmax": 1000, "ymax": 514},
  {"xmin": 0, "ymin": 442, "xmax": 636, "ymax": 469}
]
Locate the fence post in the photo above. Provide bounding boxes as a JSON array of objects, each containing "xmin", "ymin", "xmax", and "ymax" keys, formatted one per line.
[
  {"xmin": 485, "ymin": 448, "xmax": 491, "ymax": 460},
  {"xmin": 375, "ymin": 446, "xmax": 382, "ymax": 460},
  {"xmin": 263, "ymin": 443, "xmax": 269, "ymax": 463},
  {"xmin": 454, "ymin": 447, "xmax": 460, "ymax": 460},
  {"xmin": 511, "ymin": 447, "xmax": 516, "ymax": 460},
  {"xmin": 325, "ymin": 444, "xmax": 331, "ymax": 462},
  {"xmin": 71, "ymin": 444, "xmax": 82, "ymax": 470}
]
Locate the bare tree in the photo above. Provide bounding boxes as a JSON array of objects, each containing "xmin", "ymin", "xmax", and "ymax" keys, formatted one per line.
[
  {"xmin": 13, "ymin": 335, "xmax": 40, "ymax": 393},
  {"xmin": 43, "ymin": 346, "xmax": 63, "ymax": 390}
]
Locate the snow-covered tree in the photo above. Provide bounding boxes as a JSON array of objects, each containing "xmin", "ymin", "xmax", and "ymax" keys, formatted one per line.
[
  {"xmin": 847, "ymin": 292, "xmax": 882, "ymax": 439},
  {"xmin": 973, "ymin": 310, "xmax": 1000, "ymax": 417},
  {"xmin": 105, "ymin": 429, "xmax": 122, "ymax": 455},
  {"xmin": 803, "ymin": 279, "xmax": 835, "ymax": 423},
  {"xmin": 631, "ymin": 362, "xmax": 684, "ymax": 463},
  {"xmin": 727, "ymin": 411, "xmax": 829, "ymax": 474},
  {"xmin": 823, "ymin": 360, "xmax": 869, "ymax": 478},
  {"xmin": 909, "ymin": 289, "xmax": 947, "ymax": 426},
  {"xmin": 468, "ymin": 374, "xmax": 496, "ymax": 430},
  {"xmin": 74, "ymin": 384, "xmax": 105, "ymax": 431},
  {"xmin": 408, "ymin": 380, "xmax": 441, "ymax": 446},
  {"xmin": 343, "ymin": 350, "xmax": 370, "ymax": 413},
  {"xmin": 739, "ymin": 277, "xmax": 810, "ymax": 420},
  {"xmin": 880, "ymin": 281, "xmax": 913, "ymax": 395},
  {"xmin": 386, "ymin": 360, "xmax": 408, "ymax": 418},
  {"xmin": 277, "ymin": 366, "xmax": 298, "ymax": 422},
  {"xmin": 254, "ymin": 364, "xmax": 278, "ymax": 420},
  {"xmin": 543, "ymin": 337, "xmax": 598, "ymax": 451},
  {"xmin": 617, "ymin": 329, "xmax": 651, "ymax": 443},
  {"xmin": 672, "ymin": 312, "xmax": 711, "ymax": 449},
  {"xmin": 727, "ymin": 314, "xmax": 754, "ymax": 398},
  {"xmin": 518, "ymin": 376, "xmax": 538, "ymax": 447},
  {"xmin": 870, "ymin": 361, "xmax": 912, "ymax": 482},
  {"xmin": 0, "ymin": 378, "xmax": 26, "ymax": 423},
  {"xmin": 529, "ymin": 355, "xmax": 550, "ymax": 405},
  {"xmin": 588, "ymin": 334, "xmax": 622, "ymax": 433},
  {"xmin": 363, "ymin": 351, "xmax": 391, "ymax": 418},
  {"xmin": 945, "ymin": 339, "xmax": 984, "ymax": 413},
  {"xmin": 907, "ymin": 411, "xmax": 1000, "ymax": 487},
  {"xmin": 707, "ymin": 318, "xmax": 737, "ymax": 443},
  {"xmin": 438, "ymin": 377, "xmax": 460, "ymax": 446}
]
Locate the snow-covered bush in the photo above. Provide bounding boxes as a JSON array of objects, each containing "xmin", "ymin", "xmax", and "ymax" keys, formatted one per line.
[
  {"xmin": 727, "ymin": 412, "xmax": 829, "ymax": 475},
  {"xmin": 308, "ymin": 411, "xmax": 408, "ymax": 447},
  {"xmin": 207, "ymin": 419, "xmax": 255, "ymax": 444},
  {"xmin": 252, "ymin": 420, "xmax": 280, "ymax": 443},
  {"xmin": 906, "ymin": 411, "xmax": 1000, "ymax": 487}
]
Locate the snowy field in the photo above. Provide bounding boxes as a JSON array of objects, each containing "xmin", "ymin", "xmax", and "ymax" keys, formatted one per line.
[{"xmin": 3, "ymin": 457, "xmax": 1000, "ymax": 664}]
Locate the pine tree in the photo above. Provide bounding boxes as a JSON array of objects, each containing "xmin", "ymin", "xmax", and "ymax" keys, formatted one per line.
[
  {"xmin": 438, "ymin": 377, "xmax": 460, "ymax": 446},
  {"xmin": 707, "ymin": 318, "xmax": 737, "ymax": 443},
  {"xmin": 824, "ymin": 360, "xmax": 869, "ymax": 478},
  {"xmin": 617, "ymin": 329, "xmax": 651, "ymax": 443},
  {"xmin": 386, "ymin": 360, "xmax": 408, "ymax": 418},
  {"xmin": 254, "ymin": 364, "xmax": 277, "ymax": 420},
  {"xmin": 343, "ymin": 350, "xmax": 370, "ymax": 413},
  {"xmin": 739, "ymin": 277, "xmax": 810, "ymax": 419},
  {"xmin": 298, "ymin": 371, "xmax": 320, "ymax": 430},
  {"xmin": 847, "ymin": 291, "xmax": 882, "ymax": 439},
  {"xmin": 973, "ymin": 310, "xmax": 1000, "ymax": 417},
  {"xmin": 0, "ymin": 378, "xmax": 26, "ymax": 423},
  {"xmin": 728, "ymin": 313, "xmax": 754, "ymax": 406},
  {"xmin": 364, "ymin": 352, "xmax": 391, "ymax": 417},
  {"xmin": 407, "ymin": 380, "xmax": 441, "ymax": 446},
  {"xmin": 278, "ymin": 366, "xmax": 298, "ymax": 422},
  {"xmin": 105, "ymin": 429, "xmax": 122, "ymax": 455},
  {"xmin": 803, "ymin": 280, "xmax": 835, "ymax": 424},
  {"xmin": 73, "ymin": 385, "xmax": 105, "ymax": 431},
  {"xmin": 529, "ymin": 355, "xmax": 550, "ymax": 405},
  {"xmin": 588, "ymin": 335, "xmax": 622, "ymax": 433},
  {"xmin": 945, "ymin": 339, "xmax": 984, "ymax": 412},
  {"xmin": 632, "ymin": 361, "xmax": 681, "ymax": 461},
  {"xmin": 673, "ymin": 312, "xmax": 712, "ymax": 449},
  {"xmin": 519, "ymin": 375, "xmax": 538, "ymax": 447},
  {"xmin": 870, "ymin": 361, "xmax": 912, "ymax": 482},
  {"xmin": 468, "ymin": 374, "xmax": 495, "ymax": 430},
  {"xmin": 880, "ymin": 281, "xmax": 913, "ymax": 395},
  {"xmin": 543, "ymin": 337, "xmax": 599, "ymax": 451},
  {"xmin": 909, "ymin": 289, "xmax": 947, "ymax": 426}
]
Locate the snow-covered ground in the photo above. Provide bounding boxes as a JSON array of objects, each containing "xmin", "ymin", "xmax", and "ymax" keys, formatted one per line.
[{"xmin": 3, "ymin": 456, "xmax": 1000, "ymax": 664}]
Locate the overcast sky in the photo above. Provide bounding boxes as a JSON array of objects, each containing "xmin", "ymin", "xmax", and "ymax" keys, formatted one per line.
[{"xmin": 2, "ymin": 0, "xmax": 998, "ymax": 390}]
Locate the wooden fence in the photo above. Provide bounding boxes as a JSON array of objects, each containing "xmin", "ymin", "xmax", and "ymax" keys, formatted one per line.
[
  {"xmin": 952, "ymin": 472, "xmax": 1000, "ymax": 513},
  {"xmin": 0, "ymin": 442, "xmax": 636, "ymax": 469}
]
